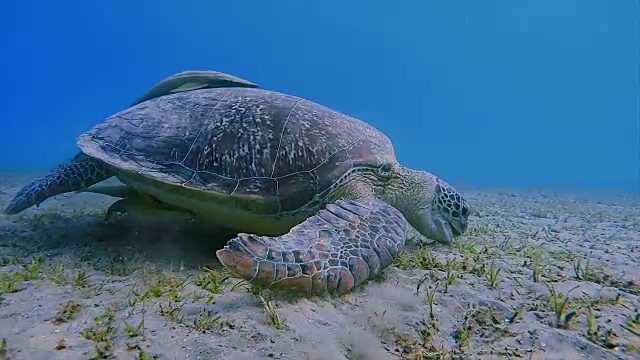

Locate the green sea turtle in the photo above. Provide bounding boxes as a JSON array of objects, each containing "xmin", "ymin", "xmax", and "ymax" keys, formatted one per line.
[{"xmin": 4, "ymin": 87, "xmax": 470, "ymax": 294}]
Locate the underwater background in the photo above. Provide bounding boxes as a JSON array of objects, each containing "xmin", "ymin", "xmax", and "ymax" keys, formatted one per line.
[{"xmin": 1, "ymin": 0, "xmax": 638, "ymax": 192}]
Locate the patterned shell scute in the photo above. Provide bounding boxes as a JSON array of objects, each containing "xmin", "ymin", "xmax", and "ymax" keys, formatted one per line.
[{"xmin": 78, "ymin": 87, "xmax": 397, "ymax": 212}]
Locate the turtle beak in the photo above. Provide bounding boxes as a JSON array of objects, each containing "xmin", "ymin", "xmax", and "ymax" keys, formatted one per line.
[
  {"xmin": 417, "ymin": 208, "xmax": 466, "ymax": 245},
  {"xmin": 448, "ymin": 218, "xmax": 468, "ymax": 236},
  {"xmin": 430, "ymin": 211, "xmax": 455, "ymax": 244}
]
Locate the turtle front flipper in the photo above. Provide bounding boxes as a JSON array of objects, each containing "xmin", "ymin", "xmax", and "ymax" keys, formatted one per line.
[
  {"xmin": 216, "ymin": 198, "xmax": 409, "ymax": 295},
  {"xmin": 3, "ymin": 152, "xmax": 114, "ymax": 214}
]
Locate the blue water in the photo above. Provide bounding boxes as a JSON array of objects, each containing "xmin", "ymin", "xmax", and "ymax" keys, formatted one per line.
[{"xmin": 1, "ymin": 0, "xmax": 638, "ymax": 192}]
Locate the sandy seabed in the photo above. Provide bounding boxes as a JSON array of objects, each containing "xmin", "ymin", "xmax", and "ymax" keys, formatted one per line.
[{"xmin": 0, "ymin": 173, "xmax": 638, "ymax": 360}]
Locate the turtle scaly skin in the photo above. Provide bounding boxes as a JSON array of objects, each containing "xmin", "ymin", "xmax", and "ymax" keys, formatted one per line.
[{"xmin": 3, "ymin": 86, "xmax": 469, "ymax": 295}]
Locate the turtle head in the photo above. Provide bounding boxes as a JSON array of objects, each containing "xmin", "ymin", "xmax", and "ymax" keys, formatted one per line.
[
  {"xmin": 428, "ymin": 176, "xmax": 470, "ymax": 242},
  {"xmin": 389, "ymin": 167, "xmax": 470, "ymax": 244}
]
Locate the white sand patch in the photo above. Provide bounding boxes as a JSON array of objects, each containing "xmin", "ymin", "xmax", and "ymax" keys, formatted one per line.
[{"xmin": 0, "ymin": 179, "xmax": 638, "ymax": 359}]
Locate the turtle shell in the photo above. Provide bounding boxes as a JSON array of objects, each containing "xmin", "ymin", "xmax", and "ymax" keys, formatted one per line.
[{"xmin": 78, "ymin": 87, "xmax": 397, "ymax": 214}]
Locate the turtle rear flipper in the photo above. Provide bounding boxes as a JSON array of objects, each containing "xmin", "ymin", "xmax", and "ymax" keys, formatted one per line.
[
  {"xmin": 216, "ymin": 198, "xmax": 409, "ymax": 295},
  {"xmin": 3, "ymin": 152, "xmax": 113, "ymax": 214}
]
